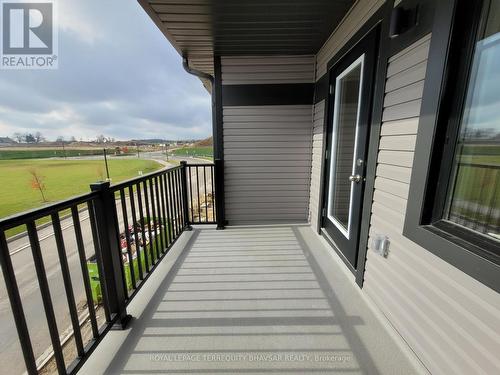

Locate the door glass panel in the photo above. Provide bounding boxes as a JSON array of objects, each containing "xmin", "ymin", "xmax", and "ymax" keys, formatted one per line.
[{"xmin": 327, "ymin": 56, "xmax": 364, "ymax": 239}]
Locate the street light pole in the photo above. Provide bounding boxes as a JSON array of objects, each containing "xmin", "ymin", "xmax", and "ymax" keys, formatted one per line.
[{"xmin": 103, "ymin": 148, "xmax": 110, "ymax": 180}]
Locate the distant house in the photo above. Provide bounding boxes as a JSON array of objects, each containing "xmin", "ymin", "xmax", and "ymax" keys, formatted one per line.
[{"xmin": 0, "ymin": 137, "xmax": 15, "ymax": 146}]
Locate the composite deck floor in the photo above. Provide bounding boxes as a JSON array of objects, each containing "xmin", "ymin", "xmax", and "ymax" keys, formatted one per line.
[{"xmin": 82, "ymin": 225, "xmax": 420, "ymax": 375}]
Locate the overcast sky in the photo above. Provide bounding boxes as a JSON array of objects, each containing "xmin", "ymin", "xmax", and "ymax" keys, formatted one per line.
[{"xmin": 0, "ymin": 0, "xmax": 212, "ymax": 141}]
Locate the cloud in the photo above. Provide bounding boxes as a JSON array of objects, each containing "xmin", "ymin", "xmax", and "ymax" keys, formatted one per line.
[{"xmin": 0, "ymin": 0, "xmax": 212, "ymax": 141}]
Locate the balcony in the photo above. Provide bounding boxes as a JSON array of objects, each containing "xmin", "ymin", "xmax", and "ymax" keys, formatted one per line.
[
  {"xmin": 79, "ymin": 224, "xmax": 418, "ymax": 374},
  {"xmin": 0, "ymin": 160, "xmax": 420, "ymax": 374}
]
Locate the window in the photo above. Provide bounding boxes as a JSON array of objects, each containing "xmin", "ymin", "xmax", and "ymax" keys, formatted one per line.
[
  {"xmin": 405, "ymin": 0, "xmax": 500, "ymax": 293},
  {"xmin": 443, "ymin": 0, "xmax": 500, "ymax": 242}
]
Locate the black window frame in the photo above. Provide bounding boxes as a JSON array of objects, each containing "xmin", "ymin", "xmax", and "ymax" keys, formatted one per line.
[{"xmin": 404, "ymin": 0, "xmax": 500, "ymax": 294}]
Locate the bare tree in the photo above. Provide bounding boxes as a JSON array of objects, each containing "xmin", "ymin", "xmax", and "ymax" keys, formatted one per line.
[
  {"xmin": 13, "ymin": 132, "xmax": 24, "ymax": 143},
  {"xmin": 96, "ymin": 166, "xmax": 105, "ymax": 181},
  {"xmin": 34, "ymin": 131, "xmax": 45, "ymax": 143},
  {"xmin": 28, "ymin": 168, "xmax": 48, "ymax": 202}
]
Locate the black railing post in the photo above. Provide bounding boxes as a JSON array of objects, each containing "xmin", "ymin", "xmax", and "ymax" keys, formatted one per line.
[
  {"xmin": 90, "ymin": 181, "xmax": 131, "ymax": 329},
  {"xmin": 180, "ymin": 161, "xmax": 193, "ymax": 230},
  {"xmin": 214, "ymin": 158, "xmax": 225, "ymax": 230}
]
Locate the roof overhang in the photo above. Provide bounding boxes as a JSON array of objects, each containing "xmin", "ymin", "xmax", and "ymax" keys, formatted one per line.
[{"xmin": 139, "ymin": 0, "xmax": 355, "ymax": 89}]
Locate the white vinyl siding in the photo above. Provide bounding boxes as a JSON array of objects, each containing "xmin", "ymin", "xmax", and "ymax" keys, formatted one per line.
[{"xmin": 363, "ymin": 34, "xmax": 500, "ymax": 375}]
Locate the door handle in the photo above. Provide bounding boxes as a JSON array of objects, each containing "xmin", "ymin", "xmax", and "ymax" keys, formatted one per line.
[{"xmin": 349, "ymin": 174, "xmax": 362, "ymax": 183}]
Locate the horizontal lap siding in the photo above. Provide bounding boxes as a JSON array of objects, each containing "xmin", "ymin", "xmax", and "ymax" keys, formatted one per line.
[
  {"xmin": 309, "ymin": 100, "xmax": 325, "ymax": 230},
  {"xmin": 221, "ymin": 56, "xmax": 315, "ymax": 85},
  {"xmin": 316, "ymin": 0, "xmax": 386, "ymax": 78},
  {"xmin": 221, "ymin": 55, "xmax": 315, "ymax": 225},
  {"xmin": 223, "ymin": 104, "xmax": 313, "ymax": 224},
  {"xmin": 363, "ymin": 34, "xmax": 500, "ymax": 375}
]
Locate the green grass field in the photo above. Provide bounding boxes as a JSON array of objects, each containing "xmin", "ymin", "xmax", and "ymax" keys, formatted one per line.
[
  {"xmin": 0, "ymin": 158, "xmax": 162, "ymax": 220},
  {"xmin": 171, "ymin": 146, "xmax": 213, "ymax": 160},
  {"xmin": 0, "ymin": 148, "xmax": 135, "ymax": 160}
]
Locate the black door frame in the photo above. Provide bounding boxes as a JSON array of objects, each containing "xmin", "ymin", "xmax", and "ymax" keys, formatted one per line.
[
  {"xmin": 321, "ymin": 28, "xmax": 379, "ymax": 270},
  {"xmin": 315, "ymin": 0, "xmax": 437, "ymax": 287}
]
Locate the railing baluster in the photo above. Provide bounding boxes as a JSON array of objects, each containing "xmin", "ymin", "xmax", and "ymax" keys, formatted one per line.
[
  {"xmin": 165, "ymin": 173, "xmax": 174, "ymax": 243},
  {"xmin": 52, "ymin": 212, "xmax": 85, "ymax": 358},
  {"xmin": 27, "ymin": 220, "xmax": 66, "ymax": 374},
  {"xmin": 176, "ymin": 169, "xmax": 184, "ymax": 231},
  {"xmin": 168, "ymin": 171, "xmax": 178, "ymax": 236},
  {"xmin": 136, "ymin": 183, "xmax": 150, "ymax": 272},
  {"xmin": 180, "ymin": 161, "xmax": 192, "ymax": 230},
  {"xmin": 471, "ymin": 168, "xmax": 487, "ymax": 231},
  {"xmin": 128, "ymin": 185, "xmax": 144, "ymax": 281},
  {"xmin": 196, "ymin": 166, "xmax": 201, "ymax": 223},
  {"xmin": 71, "ymin": 206, "xmax": 99, "ymax": 339},
  {"xmin": 113, "ymin": 191, "xmax": 129, "ymax": 301},
  {"xmin": 485, "ymin": 170, "xmax": 499, "ymax": 234},
  {"xmin": 87, "ymin": 200, "xmax": 111, "ymax": 323},
  {"xmin": 148, "ymin": 178, "xmax": 160, "ymax": 261},
  {"xmin": 188, "ymin": 166, "xmax": 194, "ymax": 222},
  {"xmin": 119, "ymin": 189, "xmax": 136, "ymax": 290},
  {"xmin": 159, "ymin": 174, "xmax": 170, "ymax": 248},
  {"xmin": 211, "ymin": 165, "xmax": 216, "ymax": 222},
  {"xmin": 203, "ymin": 166, "xmax": 209, "ymax": 222},
  {"xmin": 154, "ymin": 177, "xmax": 165, "ymax": 253},
  {"xmin": 0, "ymin": 230, "xmax": 37, "ymax": 375},
  {"xmin": 142, "ymin": 180, "xmax": 156, "ymax": 263}
]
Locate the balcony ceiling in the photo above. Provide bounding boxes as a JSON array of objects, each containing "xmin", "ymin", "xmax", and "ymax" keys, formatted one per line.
[{"xmin": 139, "ymin": 0, "xmax": 355, "ymax": 77}]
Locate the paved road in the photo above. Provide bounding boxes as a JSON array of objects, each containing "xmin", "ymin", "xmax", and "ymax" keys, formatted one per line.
[
  {"xmin": 0, "ymin": 209, "xmax": 96, "ymax": 374},
  {"xmin": 0, "ymin": 155, "xmax": 212, "ymax": 374}
]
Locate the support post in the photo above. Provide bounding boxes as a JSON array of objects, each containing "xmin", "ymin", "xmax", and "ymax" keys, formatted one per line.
[
  {"xmin": 180, "ymin": 161, "xmax": 193, "ymax": 230},
  {"xmin": 90, "ymin": 181, "xmax": 131, "ymax": 329},
  {"xmin": 214, "ymin": 158, "xmax": 225, "ymax": 230}
]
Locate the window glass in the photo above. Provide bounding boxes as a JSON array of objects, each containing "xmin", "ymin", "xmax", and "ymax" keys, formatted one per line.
[
  {"xmin": 327, "ymin": 60, "xmax": 363, "ymax": 237},
  {"xmin": 446, "ymin": 0, "xmax": 500, "ymax": 241}
]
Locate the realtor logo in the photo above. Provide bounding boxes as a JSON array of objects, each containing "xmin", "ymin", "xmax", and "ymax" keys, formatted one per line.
[{"xmin": 1, "ymin": 0, "xmax": 58, "ymax": 69}]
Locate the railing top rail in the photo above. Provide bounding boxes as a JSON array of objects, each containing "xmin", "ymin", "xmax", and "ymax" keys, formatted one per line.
[
  {"xmin": 0, "ymin": 191, "xmax": 99, "ymax": 231},
  {"xmin": 109, "ymin": 164, "xmax": 182, "ymax": 192},
  {"xmin": 186, "ymin": 163, "xmax": 214, "ymax": 167}
]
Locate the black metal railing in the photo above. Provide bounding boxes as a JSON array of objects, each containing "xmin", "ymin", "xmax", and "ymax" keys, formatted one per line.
[
  {"xmin": 0, "ymin": 161, "xmax": 220, "ymax": 375},
  {"xmin": 448, "ymin": 162, "xmax": 499, "ymax": 236},
  {"xmin": 185, "ymin": 162, "xmax": 217, "ymax": 224}
]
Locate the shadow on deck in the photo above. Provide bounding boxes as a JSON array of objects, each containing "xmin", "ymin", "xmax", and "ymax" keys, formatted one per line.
[{"xmin": 81, "ymin": 225, "xmax": 419, "ymax": 375}]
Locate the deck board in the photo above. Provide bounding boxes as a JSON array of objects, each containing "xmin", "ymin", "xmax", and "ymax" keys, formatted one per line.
[{"xmin": 80, "ymin": 225, "xmax": 421, "ymax": 375}]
